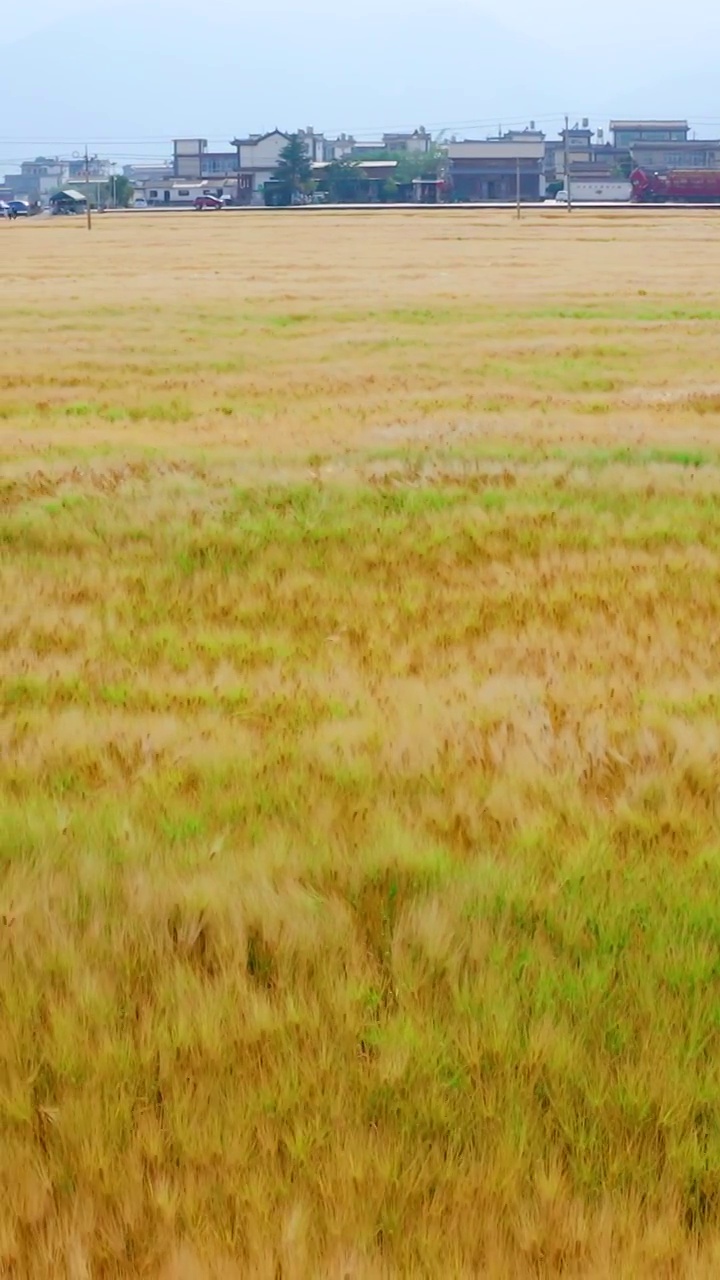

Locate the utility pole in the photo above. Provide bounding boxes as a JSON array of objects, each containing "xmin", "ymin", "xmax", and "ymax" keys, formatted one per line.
[
  {"xmin": 84, "ymin": 145, "xmax": 92, "ymax": 231},
  {"xmin": 234, "ymin": 139, "xmax": 242, "ymax": 206},
  {"xmin": 564, "ymin": 115, "xmax": 573, "ymax": 214},
  {"xmin": 516, "ymin": 155, "xmax": 521, "ymax": 219}
]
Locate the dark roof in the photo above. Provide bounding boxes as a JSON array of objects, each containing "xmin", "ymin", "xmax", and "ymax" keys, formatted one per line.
[{"xmin": 50, "ymin": 189, "xmax": 87, "ymax": 202}]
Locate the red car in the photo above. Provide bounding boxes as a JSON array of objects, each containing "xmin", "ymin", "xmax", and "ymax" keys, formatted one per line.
[{"xmin": 194, "ymin": 194, "xmax": 224, "ymax": 210}]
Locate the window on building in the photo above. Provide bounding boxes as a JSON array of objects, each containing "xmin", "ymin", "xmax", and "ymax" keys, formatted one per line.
[
  {"xmin": 149, "ymin": 190, "xmax": 158, "ymax": 199},
  {"xmin": 651, "ymin": 152, "xmax": 706, "ymax": 167},
  {"xmin": 178, "ymin": 189, "xmax": 190, "ymax": 197}
]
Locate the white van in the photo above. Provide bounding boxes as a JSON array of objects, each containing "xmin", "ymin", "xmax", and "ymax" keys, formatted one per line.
[{"xmin": 556, "ymin": 182, "xmax": 631, "ymax": 204}]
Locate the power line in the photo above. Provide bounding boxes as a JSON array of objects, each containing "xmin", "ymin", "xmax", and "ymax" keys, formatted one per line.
[
  {"xmin": 4, "ymin": 111, "xmax": 720, "ymax": 171},
  {"xmin": 5, "ymin": 112, "xmax": 720, "ymax": 144}
]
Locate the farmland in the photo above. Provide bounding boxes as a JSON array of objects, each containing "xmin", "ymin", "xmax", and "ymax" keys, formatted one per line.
[{"xmin": 2, "ymin": 207, "xmax": 720, "ymax": 1276}]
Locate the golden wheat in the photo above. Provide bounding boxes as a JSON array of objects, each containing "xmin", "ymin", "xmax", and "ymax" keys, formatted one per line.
[{"xmin": 2, "ymin": 209, "xmax": 720, "ymax": 1277}]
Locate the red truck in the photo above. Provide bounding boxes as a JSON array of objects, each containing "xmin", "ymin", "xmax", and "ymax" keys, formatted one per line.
[{"xmin": 631, "ymin": 167, "xmax": 720, "ymax": 203}]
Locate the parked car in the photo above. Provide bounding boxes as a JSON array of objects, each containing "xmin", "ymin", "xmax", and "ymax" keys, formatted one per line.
[
  {"xmin": 195, "ymin": 194, "xmax": 224, "ymax": 210},
  {"xmin": 9, "ymin": 200, "xmax": 30, "ymax": 217},
  {"xmin": 0, "ymin": 201, "xmax": 8, "ymax": 218}
]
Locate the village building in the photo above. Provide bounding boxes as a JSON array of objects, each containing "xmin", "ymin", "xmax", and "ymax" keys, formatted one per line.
[{"xmin": 447, "ymin": 138, "xmax": 545, "ymax": 201}]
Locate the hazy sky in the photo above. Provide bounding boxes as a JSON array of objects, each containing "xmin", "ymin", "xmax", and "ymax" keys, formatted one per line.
[
  {"xmin": 2, "ymin": 0, "xmax": 719, "ymax": 49},
  {"xmin": 2, "ymin": 0, "xmax": 719, "ymax": 165}
]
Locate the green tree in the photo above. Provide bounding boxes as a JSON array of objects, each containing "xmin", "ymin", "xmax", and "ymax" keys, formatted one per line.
[
  {"xmin": 396, "ymin": 144, "xmax": 446, "ymax": 183},
  {"xmin": 350, "ymin": 144, "xmax": 446, "ymax": 185},
  {"xmin": 110, "ymin": 175, "xmax": 134, "ymax": 208},
  {"xmin": 272, "ymin": 134, "xmax": 313, "ymax": 205},
  {"xmin": 320, "ymin": 159, "xmax": 362, "ymax": 203}
]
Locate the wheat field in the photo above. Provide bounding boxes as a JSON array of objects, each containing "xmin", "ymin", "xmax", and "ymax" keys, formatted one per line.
[{"xmin": 2, "ymin": 207, "xmax": 720, "ymax": 1277}]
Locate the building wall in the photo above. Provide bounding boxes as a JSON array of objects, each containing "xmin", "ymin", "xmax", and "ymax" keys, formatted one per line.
[
  {"xmin": 67, "ymin": 160, "xmax": 110, "ymax": 180},
  {"xmin": 384, "ymin": 131, "xmax": 431, "ymax": 153},
  {"xmin": 144, "ymin": 182, "xmax": 205, "ymax": 205},
  {"xmin": 545, "ymin": 138, "xmax": 630, "ymax": 181},
  {"xmin": 17, "ymin": 162, "xmax": 68, "ymax": 200},
  {"xmin": 238, "ymin": 133, "xmax": 287, "ymax": 170},
  {"xmin": 202, "ymin": 152, "xmax": 238, "ymax": 176},
  {"xmin": 230, "ymin": 174, "xmax": 255, "ymax": 204},
  {"xmin": 449, "ymin": 140, "xmax": 544, "ymax": 200},
  {"xmin": 248, "ymin": 168, "xmax": 278, "ymax": 194},
  {"xmin": 174, "ymin": 140, "xmax": 206, "ymax": 179},
  {"xmin": 124, "ymin": 165, "xmax": 174, "ymax": 183},
  {"xmin": 327, "ymin": 136, "xmax": 354, "ymax": 160},
  {"xmin": 298, "ymin": 131, "xmax": 328, "ymax": 163},
  {"xmin": 448, "ymin": 141, "xmax": 545, "ymax": 162},
  {"xmin": 631, "ymin": 144, "xmax": 720, "ymax": 170},
  {"xmin": 565, "ymin": 179, "xmax": 632, "ymax": 201},
  {"xmin": 351, "ymin": 143, "xmax": 385, "ymax": 157},
  {"xmin": 450, "ymin": 163, "xmax": 543, "ymax": 201},
  {"xmin": 615, "ymin": 128, "xmax": 687, "ymax": 147},
  {"xmin": 37, "ymin": 172, "xmax": 70, "ymax": 198},
  {"xmin": 455, "ymin": 173, "xmax": 542, "ymax": 201}
]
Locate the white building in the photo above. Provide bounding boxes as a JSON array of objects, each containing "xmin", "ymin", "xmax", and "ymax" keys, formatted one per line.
[
  {"xmin": 14, "ymin": 158, "xmax": 70, "ymax": 202},
  {"xmin": 140, "ymin": 181, "xmax": 209, "ymax": 206},
  {"xmin": 171, "ymin": 133, "xmax": 289, "ymax": 203},
  {"xmin": 230, "ymin": 130, "xmax": 290, "ymax": 200},
  {"xmin": 166, "ymin": 130, "xmax": 381, "ymax": 204}
]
